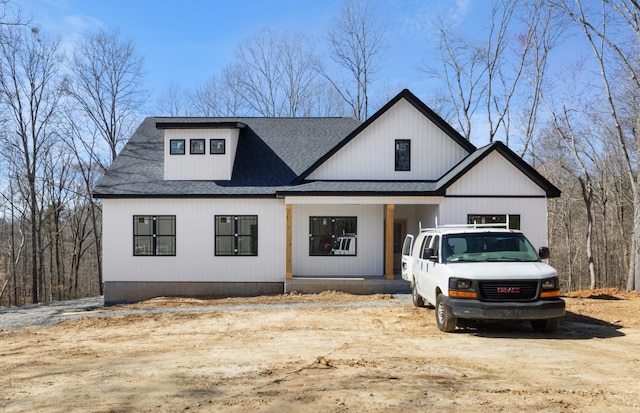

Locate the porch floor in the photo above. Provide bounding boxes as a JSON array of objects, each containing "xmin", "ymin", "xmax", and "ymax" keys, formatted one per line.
[{"xmin": 285, "ymin": 273, "xmax": 410, "ymax": 295}]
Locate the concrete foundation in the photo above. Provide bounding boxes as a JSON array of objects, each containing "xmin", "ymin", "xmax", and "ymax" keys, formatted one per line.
[
  {"xmin": 285, "ymin": 276, "xmax": 410, "ymax": 295},
  {"xmin": 103, "ymin": 281, "xmax": 284, "ymax": 306},
  {"xmin": 104, "ymin": 276, "xmax": 411, "ymax": 306}
]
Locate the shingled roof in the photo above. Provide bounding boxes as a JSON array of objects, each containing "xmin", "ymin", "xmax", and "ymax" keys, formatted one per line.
[
  {"xmin": 93, "ymin": 116, "xmax": 363, "ymax": 198},
  {"xmin": 93, "ymin": 90, "xmax": 560, "ymax": 199}
]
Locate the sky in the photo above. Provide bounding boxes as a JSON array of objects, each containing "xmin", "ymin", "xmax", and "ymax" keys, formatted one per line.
[
  {"xmin": 17, "ymin": 0, "xmax": 488, "ymax": 114},
  {"xmin": 15, "ymin": 0, "xmax": 593, "ymax": 148}
]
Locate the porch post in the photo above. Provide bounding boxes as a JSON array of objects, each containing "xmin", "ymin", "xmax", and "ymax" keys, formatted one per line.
[
  {"xmin": 384, "ymin": 204, "xmax": 395, "ymax": 280},
  {"xmin": 285, "ymin": 204, "xmax": 293, "ymax": 280}
]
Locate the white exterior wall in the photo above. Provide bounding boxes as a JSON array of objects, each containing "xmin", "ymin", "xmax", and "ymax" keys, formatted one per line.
[
  {"xmin": 308, "ymin": 99, "xmax": 469, "ymax": 180},
  {"xmin": 291, "ymin": 204, "xmax": 383, "ymax": 276},
  {"xmin": 438, "ymin": 197, "xmax": 549, "ymax": 250},
  {"xmin": 102, "ymin": 198, "xmax": 284, "ymax": 283},
  {"xmin": 164, "ymin": 128, "xmax": 240, "ymax": 180},
  {"xmin": 447, "ymin": 152, "xmax": 544, "ymax": 196}
]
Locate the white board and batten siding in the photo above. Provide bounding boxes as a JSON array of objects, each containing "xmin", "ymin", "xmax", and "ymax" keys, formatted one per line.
[
  {"xmin": 102, "ymin": 198, "xmax": 284, "ymax": 283},
  {"xmin": 164, "ymin": 128, "xmax": 240, "ymax": 180},
  {"xmin": 442, "ymin": 152, "xmax": 550, "ymax": 249},
  {"xmin": 308, "ymin": 99, "xmax": 469, "ymax": 181}
]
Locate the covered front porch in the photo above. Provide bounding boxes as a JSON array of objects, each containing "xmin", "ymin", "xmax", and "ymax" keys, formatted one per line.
[{"xmin": 282, "ymin": 196, "xmax": 441, "ymax": 293}]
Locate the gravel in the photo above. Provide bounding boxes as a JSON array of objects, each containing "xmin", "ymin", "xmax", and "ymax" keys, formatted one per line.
[{"xmin": 0, "ymin": 294, "xmax": 412, "ymax": 331}]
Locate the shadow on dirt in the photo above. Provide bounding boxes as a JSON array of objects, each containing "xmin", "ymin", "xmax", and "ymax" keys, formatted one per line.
[{"xmin": 458, "ymin": 311, "xmax": 624, "ymax": 340}]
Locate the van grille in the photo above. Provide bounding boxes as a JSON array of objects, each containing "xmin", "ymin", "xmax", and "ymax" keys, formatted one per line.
[{"xmin": 477, "ymin": 281, "xmax": 538, "ymax": 301}]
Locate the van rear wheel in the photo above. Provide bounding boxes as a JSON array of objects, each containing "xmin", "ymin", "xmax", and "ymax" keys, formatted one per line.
[
  {"xmin": 436, "ymin": 293, "xmax": 457, "ymax": 332},
  {"xmin": 411, "ymin": 281, "xmax": 425, "ymax": 307}
]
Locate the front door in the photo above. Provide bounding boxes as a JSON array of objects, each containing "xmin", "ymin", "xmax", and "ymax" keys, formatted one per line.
[{"xmin": 393, "ymin": 220, "xmax": 406, "ymax": 273}]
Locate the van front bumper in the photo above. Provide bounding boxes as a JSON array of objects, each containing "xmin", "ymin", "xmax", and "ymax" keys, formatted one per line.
[{"xmin": 442, "ymin": 296, "xmax": 565, "ymax": 320}]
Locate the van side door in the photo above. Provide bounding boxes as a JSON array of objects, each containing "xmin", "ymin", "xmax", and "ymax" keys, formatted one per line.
[
  {"xmin": 401, "ymin": 235, "xmax": 414, "ymax": 281},
  {"xmin": 423, "ymin": 235, "xmax": 440, "ymax": 304},
  {"xmin": 414, "ymin": 235, "xmax": 433, "ymax": 299}
]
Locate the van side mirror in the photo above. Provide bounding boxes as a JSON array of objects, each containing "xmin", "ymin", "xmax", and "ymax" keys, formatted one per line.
[
  {"xmin": 538, "ymin": 247, "xmax": 550, "ymax": 260},
  {"xmin": 422, "ymin": 248, "xmax": 435, "ymax": 260}
]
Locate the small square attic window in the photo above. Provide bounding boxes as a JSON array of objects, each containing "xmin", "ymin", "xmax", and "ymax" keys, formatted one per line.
[
  {"xmin": 190, "ymin": 139, "xmax": 205, "ymax": 154},
  {"xmin": 210, "ymin": 139, "xmax": 225, "ymax": 154},
  {"xmin": 170, "ymin": 139, "xmax": 185, "ymax": 155}
]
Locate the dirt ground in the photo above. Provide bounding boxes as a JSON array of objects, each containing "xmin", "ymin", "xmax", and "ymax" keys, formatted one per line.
[{"xmin": 2, "ymin": 289, "xmax": 640, "ymax": 413}]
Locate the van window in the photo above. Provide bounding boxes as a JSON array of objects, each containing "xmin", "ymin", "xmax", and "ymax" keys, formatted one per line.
[
  {"xmin": 431, "ymin": 235, "xmax": 440, "ymax": 260},
  {"xmin": 401, "ymin": 235, "xmax": 413, "ymax": 255},
  {"xmin": 420, "ymin": 235, "xmax": 433, "ymax": 259}
]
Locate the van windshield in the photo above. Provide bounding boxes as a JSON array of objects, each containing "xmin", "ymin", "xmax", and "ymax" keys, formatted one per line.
[{"xmin": 442, "ymin": 233, "xmax": 539, "ymax": 263}]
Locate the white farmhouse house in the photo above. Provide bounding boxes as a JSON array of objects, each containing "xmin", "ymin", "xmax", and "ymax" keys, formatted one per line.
[{"xmin": 93, "ymin": 89, "xmax": 560, "ymax": 305}]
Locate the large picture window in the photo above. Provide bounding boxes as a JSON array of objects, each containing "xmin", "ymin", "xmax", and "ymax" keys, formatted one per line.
[
  {"xmin": 133, "ymin": 215, "xmax": 176, "ymax": 256},
  {"xmin": 467, "ymin": 214, "xmax": 520, "ymax": 230},
  {"xmin": 215, "ymin": 215, "xmax": 258, "ymax": 256},
  {"xmin": 309, "ymin": 216, "xmax": 357, "ymax": 256}
]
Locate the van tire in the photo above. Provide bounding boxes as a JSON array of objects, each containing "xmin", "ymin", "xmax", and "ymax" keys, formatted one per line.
[
  {"xmin": 530, "ymin": 318, "xmax": 558, "ymax": 333},
  {"xmin": 436, "ymin": 293, "xmax": 457, "ymax": 332},
  {"xmin": 411, "ymin": 281, "xmax": 425, "ymax": 307}
]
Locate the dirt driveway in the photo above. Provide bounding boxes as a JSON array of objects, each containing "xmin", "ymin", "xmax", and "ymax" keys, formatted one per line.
[{"xmin": 1, "ymin": 289, "xmax": 640, "ymax": 412}]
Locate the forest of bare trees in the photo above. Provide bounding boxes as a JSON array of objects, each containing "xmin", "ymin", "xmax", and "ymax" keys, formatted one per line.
[{"xmin": 1, "ymin": 0, "xmax": 639, "ymax": 306}]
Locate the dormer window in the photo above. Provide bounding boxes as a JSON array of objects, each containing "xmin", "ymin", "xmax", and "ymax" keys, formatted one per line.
[
  {"xmin": 395, "ymin": 139, "xmax": 410, "ymax": 171},
  {"xmin": 210, "ymin": 139, "xmax": 225, "ymax": 154},
  {"xmin": 170, "ymin": 139, "xmax": 185, "ymax": 155},
  {"xmin": 190, "ymin": 139, "xmax": 205, "ymax": 154}
]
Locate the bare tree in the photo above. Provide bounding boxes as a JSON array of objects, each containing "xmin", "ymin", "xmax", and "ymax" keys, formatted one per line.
[
  {"xmin": 327, "ymin": 0, "xmax": 386, "ymax": 121},
  {"xmin": 0, "ymin": 26, "xmax": 64, "ymax": 303},
  {"xmin": 67, "ymin": 28, "xmax": 147, "ymax": 171},
  {"xmin": 222, "ymin": 28, "xmax": 324, "ymax": 117},
  {"xmin": 426, "ymin": 1, "xmax": 564, "ymax": 145},
  {"xmin": 559, "ymin": 0, "xmax": 640, "ymax": 291},
  {"xmin": 156, "ymin": 83, "xmax": 191, "ymax": 117},
  {"xmin": 426, "ymin": 17, "xmax": 487, "ymax": 140}
]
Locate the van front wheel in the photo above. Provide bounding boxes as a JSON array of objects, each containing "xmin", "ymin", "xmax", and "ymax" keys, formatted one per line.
[
  {"xmin": 530, "ymin": 318, "xmax": 558, "ymax": 333},
  {"xmin": 436, "ymin": 294, "xmax": 457, "ymax": 332}
]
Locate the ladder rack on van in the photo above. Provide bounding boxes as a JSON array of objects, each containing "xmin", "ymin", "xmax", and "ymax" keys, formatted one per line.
[{"xmin": 419, "ymin": 217, "xmax": 510, "ymax": 232}]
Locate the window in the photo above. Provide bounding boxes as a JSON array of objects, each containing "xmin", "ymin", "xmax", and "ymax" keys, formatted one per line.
[
  {"xmin": 215, "ymin": 215, "xmax": 258, "ymax": 256},
  {"xmin": 170, "ymin": 139, "xmax": 185, "ymax": 155},
  {"xmin": 309, "ymin": 216, "xmax": 357, "ymax": 256},
  {"xmin": 133, "ymin": 215, "xmax": 176, "ymax": 256},
  {"xmin": 190, "ymin": 139, "xmax": 205, "ymax": 154},
  {"xmin": 467, "ymin": 214, "xmax": 520, "ymax": 230},
  {"xmin": 210, "ymin": 139, "xmax": 225, "ymax": 154},
  {"xmin": 395, "ymin": 139, "xmax": 410, "ymax": 171}
]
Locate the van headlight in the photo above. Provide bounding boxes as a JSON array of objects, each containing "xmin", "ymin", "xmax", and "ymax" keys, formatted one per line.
[
  {"xmin": 540, "ymin": 276, "xmax": 560, "ymax": 298},
  {"xmin": 448, "ymin": 278, "xmax": 477, "ymax": 299}
]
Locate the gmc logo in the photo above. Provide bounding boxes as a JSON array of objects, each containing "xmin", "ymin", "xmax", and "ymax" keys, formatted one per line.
[{"xmin": 497, "ymin": 287, "xmax": 520, "ymax": 293}]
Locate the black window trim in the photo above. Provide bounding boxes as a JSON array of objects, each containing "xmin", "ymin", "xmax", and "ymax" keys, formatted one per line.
[
  {"xmin": 169, "ymin": 139, "xmax": 185, "ymax": 155},
  {"xmin": 215, "ymin": 215, "xmax": 258, "ymax": 256},
  {"xmin": 210, "ymin": 138, "xmax": 226, "ymax": 154},
  {"xmin": 133, "ymin": 215, "xmax": 176, "ymax": 256},
  {"xmin": 308, "ymin": 216, "xmax": 358, "ymax": 257},
  {"xmin": 395, "ymin": 139, "xmax": 411, "ymax": 171},
  {"xmin": 190, "ymin": 138, "xmax": 206, "ymax": 155},
  {"xmin": 467, "ymin": 214, "xmax": 521, "ymax": 230}
]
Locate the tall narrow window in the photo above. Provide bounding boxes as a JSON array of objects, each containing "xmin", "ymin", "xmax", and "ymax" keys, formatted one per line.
[
  {"xmin": 309, "ymin": 216, "xmax": 357, "ymax": 256},
  {"xmin": 215, "ymin": 215, "xmax": 258, "ymax": 256},
  {"xmin": 133, "ymin": 215, "xmax": 176, "ymax": 256},
  {"xmin": 395, "ymin": 139, "xmax": 410, "ymax": 171}
]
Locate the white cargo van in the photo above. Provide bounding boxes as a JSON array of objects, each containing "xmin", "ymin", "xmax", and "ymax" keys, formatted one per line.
[{"xmin": 402, "ymin": 222, "xmax": 565, "ymax": 333}]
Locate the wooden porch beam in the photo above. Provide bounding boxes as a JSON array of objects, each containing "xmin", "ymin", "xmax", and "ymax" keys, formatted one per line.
[
  {"xmin": 384, "ymin": 204, "xmax": 395, "ymax": 280},
  {"xmin": 285, "ymin": 204, "xmax": 293, "ymax": 280}
]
